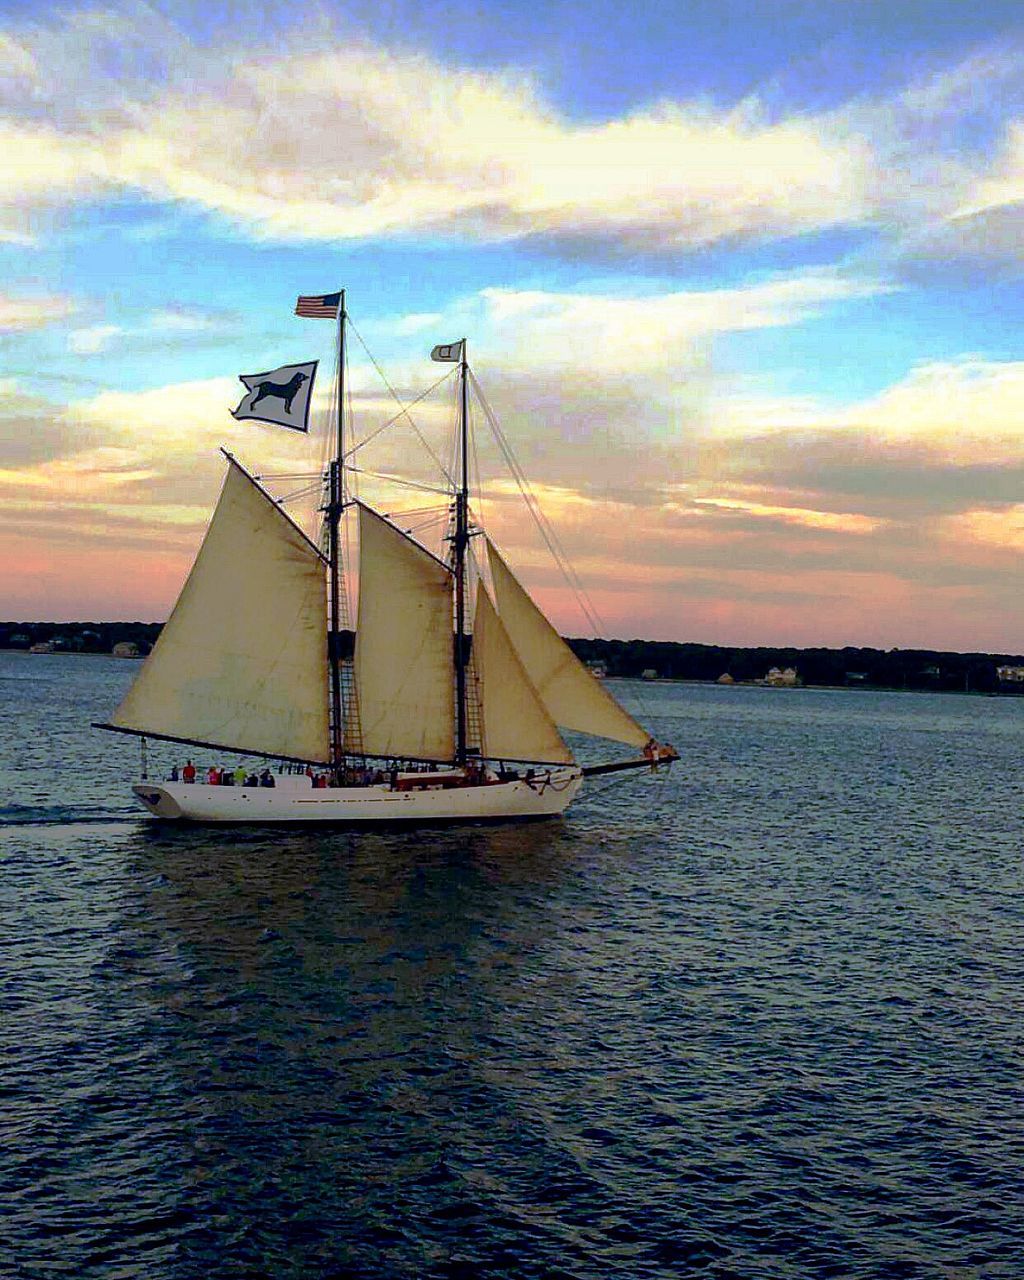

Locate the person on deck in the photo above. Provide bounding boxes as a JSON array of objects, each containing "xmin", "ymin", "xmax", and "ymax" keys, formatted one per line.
[
  {"xmin": 207, "ymin": 766, "xmax": 219, "ymax": 785},
  {"xmin": 234, "ymin": 764, "xmax": 246, "ymax": 787},
  {"xmin": 182, "ymin": 760, "xmax": 196, "ymax": 784}
]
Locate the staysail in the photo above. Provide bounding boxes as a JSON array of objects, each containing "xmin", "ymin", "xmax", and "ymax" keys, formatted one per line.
[
  {"xmin": 110, "ymin": 457, "xmax": 330, "ymax": 761},
  {"xmin": 353, "ymin": 503, "xmax": 456, "ymax": 761},
  {"xmin": 473, "ymin": 584, "xmax": 573, "ymax": 764},
  {"xmin": 486, "ymin": 539, "xmax": 650, "ymax": 749}
]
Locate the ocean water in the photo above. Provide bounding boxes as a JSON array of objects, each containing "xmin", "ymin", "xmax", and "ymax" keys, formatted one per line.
[{"xmin": 1, "ymin": 650, "xmax": 1022, "ymax": 1279}]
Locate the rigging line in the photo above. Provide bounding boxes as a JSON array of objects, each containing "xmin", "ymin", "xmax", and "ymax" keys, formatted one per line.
[
  {"xmin": 377, "ymin": 499, "xmax": 448, "ymax": 514},
  {"xmin": 378, "ymin": 506, "xmax": 449, "ymax": 524},
  {"xmin": 404, "ymin": 507, "xmax": 450, "ymax": 525},
  {"xmin": 494, "ymin": 430, "xmax": 602, "ymax": 632},
  {"xmin": 342, "ymin": 370, "xmax": 454, "ymax": 468},
  {"xmin": 346, "ymin": 466, "xmax": 452, "ymax": 496},
  {"xmin": 470, "ymin": 389, "xmax": 485, "ymax": 539},
  {"xmin": 447, "ymin": 372, "xmax": 460, "ymax": 492},
  {"xmin": 382, "ymin": 515, "xmax": 449, "ymax": 536},
  {"xmin": 320, "ymin": 335, "xmax": 339, "ymax": 475},
  {"xmin": 583, "ymin": 767, "xmax": 655, "ymax": 803},
  {"xmin": 405, "ymin": 520, "xmax": 448, "ymax": 541},
  {"xmin": 275, "ymin": 483, "xmax": 322, "ymax": 506},
  {"xmin": 483, "ymin": 392, "xmax": 605, "ymax": 639},
  {"xmin": 470, "ymin": 371, "xmax": 604, "ymax": 635},
  {"xmin": 345, "ymin": 328, "xmax": 356, "ymax": 487},
  {"xmin": 470, "ymin": 373, "xmax": 661, "ymax": 728},
  {"xmin": 346, "ymin": 318, "xmax": 455, "ymax": 483},
  {"xmin": 313, "ymin": 332, "xmax": 339, "ymax": 548},
  {"xmin": 342, "ymin": 332, "xmax": 357, "ymax": 626}
]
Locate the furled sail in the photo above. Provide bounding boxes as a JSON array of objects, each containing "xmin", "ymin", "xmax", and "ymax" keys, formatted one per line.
[
  {"xmin": 473, "ymin": 584, "xmax": 573, "ymax": 765},
  {"xmin": 486, "ymin": 539, "xmax": 650, "ymax": 749},
  {"xmin": 354, "ymin": 504, "xmax": 456, "ymax": 761},
  {"xmin": 111, "ymin": 457, "xmax": 330, "ymax": 761}
]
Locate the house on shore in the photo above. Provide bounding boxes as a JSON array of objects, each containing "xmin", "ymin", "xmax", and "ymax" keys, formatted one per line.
[{"xmin": 764, "ymin": 666, "xmax": 800, "ymax": 687}]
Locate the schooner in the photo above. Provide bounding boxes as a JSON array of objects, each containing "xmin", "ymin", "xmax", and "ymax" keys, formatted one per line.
[{"xmin": 97, "ymin": 292, "xmax": 676, "ymax": 823}]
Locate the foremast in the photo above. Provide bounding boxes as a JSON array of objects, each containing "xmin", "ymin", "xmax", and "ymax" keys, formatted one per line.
[{"xmin": 323, "ymin": 290, "xmax": 366, "ymax": 767}]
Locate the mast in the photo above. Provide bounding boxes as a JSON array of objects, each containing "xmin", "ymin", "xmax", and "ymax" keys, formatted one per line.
[
  {"xmin": 327, "ymin": 289, "xmax": 346, "ymax": 767},
  {"xmin": 454, "ymin": 339, "xmax": 469, "ymax": 765}
]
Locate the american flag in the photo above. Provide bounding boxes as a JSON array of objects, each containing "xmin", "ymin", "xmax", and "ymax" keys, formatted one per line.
[{"xmin": 295, "ymin": 292, "xmax": 342, "ymax": 319}]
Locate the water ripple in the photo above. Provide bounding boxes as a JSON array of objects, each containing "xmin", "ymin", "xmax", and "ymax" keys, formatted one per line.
[{"xmin": 2, "ymin": 656, "xmax": 1024, "ymax": 1277}]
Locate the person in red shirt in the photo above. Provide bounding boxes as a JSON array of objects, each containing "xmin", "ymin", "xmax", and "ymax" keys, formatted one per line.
[{"xmin": 182, "ymin": 760, "xmax": 196, "ymax": 784}]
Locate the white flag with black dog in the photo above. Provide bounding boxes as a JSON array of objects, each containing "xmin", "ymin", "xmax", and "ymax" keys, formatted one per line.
[{"xmin": 231, "ymin": 360, "xmax": 317, "ymax": 432}]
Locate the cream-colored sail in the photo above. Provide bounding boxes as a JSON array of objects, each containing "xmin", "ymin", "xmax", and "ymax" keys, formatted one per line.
[
  {"xmin": 354, "ymin": 504, "xmax": 456, "ymax": 760},
  {"xmin": 473, "ymin": 584, "xmax": 573, "ymax": 764},
  {"xmin": 486, "ymin": 540, "xmax": 650, "ymax": 749},
  {"xmin": 112, "ymin": 458, "xmax": 330, "ymax": 761}
]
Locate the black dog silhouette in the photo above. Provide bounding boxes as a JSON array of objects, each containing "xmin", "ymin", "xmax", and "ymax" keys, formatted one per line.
[{"xmin": 250, "ymin": 370, "xmax": 308, "ymax": 415}]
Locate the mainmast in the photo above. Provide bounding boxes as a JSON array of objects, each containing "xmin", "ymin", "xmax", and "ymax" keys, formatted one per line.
[
  {"xmin": 327, "ymin": 290, "xmax": 346, "ymax": 767},
  {"xmin": 454, "ymin": 340, "xmax": 469, "ymax": 765}
]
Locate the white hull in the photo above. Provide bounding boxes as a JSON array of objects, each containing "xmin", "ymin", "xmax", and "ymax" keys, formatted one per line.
[{"xmin": 131, "ymin": 768, "xmax": 583, "ymax": 824}]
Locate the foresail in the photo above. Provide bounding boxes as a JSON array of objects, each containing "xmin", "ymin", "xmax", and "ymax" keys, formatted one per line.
[
  {"xmin": 111, "ymin": 458, "xmax": 330, "ymax": 761},
  {"xmin": 473, "ymin": 585, "xmax": 573, "ymax": 765},
  {"xmin": 354, "ymin": 504, "xmax": 456, "ymax": 761},
  {"xmin": 486, "ymin": 539, "xmax": 650, "ymax": 749}
]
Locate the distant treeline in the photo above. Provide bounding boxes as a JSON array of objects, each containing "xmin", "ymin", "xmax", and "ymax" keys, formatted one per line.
[
  {"xmin": 5, "ymin": 622, "xmax": 1024, "ymax": 694},
  {"xmin": 566, "ymin": 638, "xmax": 1024, "ymax": 695},
  {"xmin": 0, "ymin": 621, "xmax": 161, "ymax": 655}
]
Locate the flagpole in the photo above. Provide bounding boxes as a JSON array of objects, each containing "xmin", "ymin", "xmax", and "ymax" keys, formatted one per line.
[
  {"xmin": 454, "ymin": 339, "xmax": 469, "ymax": 766},
  {"xmin": 327, "ymin": 291, "xmax": 346, "ymax": 767}
]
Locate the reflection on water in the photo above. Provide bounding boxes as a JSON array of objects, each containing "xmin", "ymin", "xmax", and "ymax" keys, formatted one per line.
[{"xmin": 2, "ymin": 653, "xmax": 1023, "ymax": 1278}]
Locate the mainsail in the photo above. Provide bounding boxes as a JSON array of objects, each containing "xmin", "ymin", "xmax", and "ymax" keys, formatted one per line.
[
  {"xmin": 473, "ymin": 584, "xmax": 573, "ymax": 765},
  {"xmin": 486, "ymin": 539, "xmax": 650, "ymax": 749},
  {"xmin": 110, "ymin": 457, "xmax": 330, "ymax": 761},
  {"xmin": 353, "ymin": 503, "xmax": 456, "ymax": 761}
]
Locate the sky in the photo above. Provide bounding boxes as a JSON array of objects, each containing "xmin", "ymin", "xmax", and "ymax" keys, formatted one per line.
[{"xmin": 3, "ymin": 0, "xmax": 1024, "ymax": 649}]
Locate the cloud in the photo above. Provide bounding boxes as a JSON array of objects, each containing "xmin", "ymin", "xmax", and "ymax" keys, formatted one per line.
[
  {"xmin": 7, "ymin": 283, "xmax": 1024, "ymax": 645},
  {"xmin": 69, "ymin": 324, "xmax": 122, "ymax": 354},
  {"xmin": 0, "ymin": 9, "xmax": 874, "ymax": 250},
  {"xmin": 690, "ymin": 496, "xmax": 885, "ymax": 535},
  {"xmin": 0, "ymin": 292, "xmax": 76, "ymax": 332},
  {"xmin": 2, "ymin": 9, "xmax": 1023, "ymax": 264},
  {"xmin": 64, "ymin": 306, "xmax": 240, "ymax": 356},
  {"xmin": 841, "ymin": 358, "xmax": 1024, "ymax": 463},
  {"xmin": 474, "ymin": 273, "xmax": 891, "ymax": 371},
  {"xmin": 147, "ymin": 304, "xmax": 237, "ymax": 333},
  {"xmin": 962, "ymin": 141, "xmax": 1024, "ymax": 222},
  {"xmin": 681, "ymin": 360, "xmax": 1024, "ymax": 573}
]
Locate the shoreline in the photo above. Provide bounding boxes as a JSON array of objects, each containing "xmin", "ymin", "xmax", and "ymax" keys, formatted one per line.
[
  {"xmin": 4, "ymin": 650, "xmax": 1017, "ymax": 696},
  {"xmin": 0, "ymin": 648, "xmax": 142, "ymax": 660}
]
